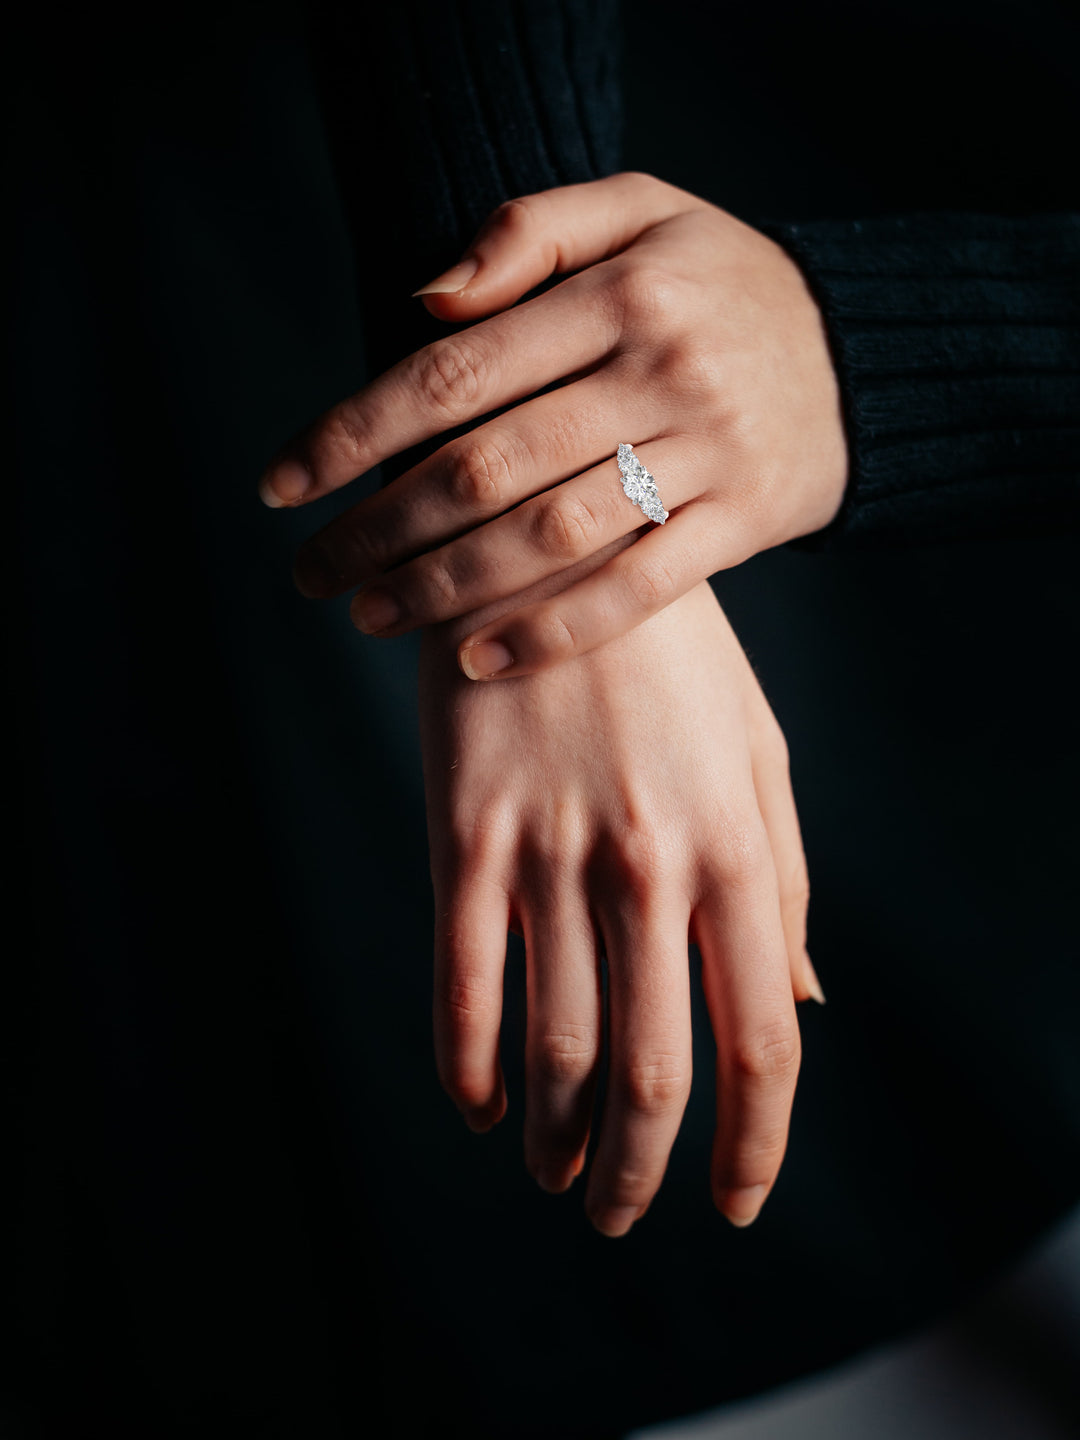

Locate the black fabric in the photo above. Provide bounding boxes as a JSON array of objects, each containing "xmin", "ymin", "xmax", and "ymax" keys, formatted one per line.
[
  {"xmin": 8, "ymin": 2, "xmax": 1080, "ymax": 1438},
  {"xmin": 304, "ymin": 0, "xmax": 624, "ymax": 490},
  {"xmin": 760, "ymin": 213, "xmax": 1080, "ymax": 547}
]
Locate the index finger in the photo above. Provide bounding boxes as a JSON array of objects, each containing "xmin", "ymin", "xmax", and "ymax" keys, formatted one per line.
[
  {"xmin": 257, "ymin": 172, "xmax": 698, "ymax": 509},
  {"xmin": 258, "ymin": 269, "xmax": 616, "ymax": 507}
]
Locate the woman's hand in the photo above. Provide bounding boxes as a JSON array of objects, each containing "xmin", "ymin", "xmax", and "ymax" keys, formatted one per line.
[
  {"xmin": 264, "ymin": 171, "xmax": 847, "ymax": 681},
  {"xmin": 419, "ymin": 558, "xmax": 823, "ymax": 1236}
]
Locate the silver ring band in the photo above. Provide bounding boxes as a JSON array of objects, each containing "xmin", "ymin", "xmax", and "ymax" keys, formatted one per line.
[{"xmin": 616, "ymin": 443, "xmax": 669, "ymax": 524}]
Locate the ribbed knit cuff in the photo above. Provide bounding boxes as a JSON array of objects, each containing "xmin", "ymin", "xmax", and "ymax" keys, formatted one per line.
[
  {"xmin": 397, "ymin": 0, "xmax": 624, "ymax": 245},
  {"xmin": 759, "ymin": 213, "xmax": 1080, "ymax": 549}
]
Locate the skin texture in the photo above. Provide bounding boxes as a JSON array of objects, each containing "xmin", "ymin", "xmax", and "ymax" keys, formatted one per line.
[
  {"xmin": 262, "ymin": 171, "xmax": 848, "ymax": 683},
  {"xmin": 259, "ymin": 172, "xmax": 836, "ymax": 1232},
  {"xmin": 419, "ymin": 536, "xmax": 819, "ymax": 1234}
]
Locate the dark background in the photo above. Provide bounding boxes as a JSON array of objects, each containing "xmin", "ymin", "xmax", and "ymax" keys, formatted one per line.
[{"xmin": 8, "ymin": 2, "xmax": 1079, "ymax": 1437}]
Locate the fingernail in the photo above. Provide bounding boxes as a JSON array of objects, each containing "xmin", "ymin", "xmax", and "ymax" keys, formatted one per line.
[
  {"xmin": 293, "ymin": 543, "xmax": 339, "ymax": 599},
  {"xmin": 717, "ymin": 1184, "xmax": 769, "ymax": 1228},
  {"xmin": 804, "ymin": 953, "xmax": 827, "ymax": 1005},
  {"xmin": 464, "ymin": 1107, "xmax": 497, "ymax": 1134},
  {"xmin": 536, "ymin": 1164, "xmax": 574, "ymax": 1195},
  {"xmin": 459, "ymin": 638, "xmax": 513, "ymax": 680},
  {"xmin": 412, "ymin": 256, "xmax": 479, "ymax": 296},
  {"xmin": 590, "ymin": 1205, "xmax": 640, "ymax": 1238},
  {"xmin": 259, "ymin": 458, "xmax": 312, "ymax": 508},
  {"xmin": 351, "ymin": 585, "xmax": 401, "ymax": 634}
]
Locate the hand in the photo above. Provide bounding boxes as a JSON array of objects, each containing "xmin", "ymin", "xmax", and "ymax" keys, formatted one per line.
[
  {"xmin": 419, "ymin": 561, "xmax": 823, "ymax": 1236},
  {"xmin": 264, "ymin": 170, "xmax": 847, "ymax": 681}
]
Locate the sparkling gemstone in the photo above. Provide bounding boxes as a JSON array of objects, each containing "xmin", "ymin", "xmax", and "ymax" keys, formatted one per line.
[{"xmin": 617, "ymin": 443, "xmax": 667, "ymax": 522}]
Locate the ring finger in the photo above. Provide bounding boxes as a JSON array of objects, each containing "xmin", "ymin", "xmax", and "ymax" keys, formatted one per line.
[
  {"xmin": 692, "ymin": 823, "xmax": 801, "ymax": 1228},
  {"xmin": 345, "ymin": 429, "xmax": 716, "ymax": 640},
  {"xmin": 520, "ymin": 852, "xmax": 604, "ymax": 1193},
  {"xmin": 292, "ymin": 353, "xmax": 682, "ymax": 602}
]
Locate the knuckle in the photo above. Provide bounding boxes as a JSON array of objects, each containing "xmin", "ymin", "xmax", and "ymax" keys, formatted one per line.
[
  {"xmin": 487, "ymin": 195, "xmax": 537, "ymax": 237},
  {"xmin": 731, "ymin": 1019, "xmax": 801, "ymax": 1085},
  {"xmin": 448, "ymin": 436, "xmax": 513, "ymax": 511},
  {"xmin": 715, "ymin": 1144, "xmax": 786, "ymax": 1194},
  {"xmin": 532, "ymin": 493, "xmax": 601, "ymax": 563},
  {"xmin": 414, "ymin": 338, "xmax": 487, "ymax": 417},
  {"xmin": 597, "ymin": 822, "xmax": 678, "ymax": 897},
  {"xmin": 713, "ymin": 821, "xmax": 771, "ymax": 891},
  {"xmin": 614, "ymin": 264, "xmax": 685, "ymax": 330},
  {"xmin": 619, "ymin": 1056, "xmax": 690, "ymax": 1115},
  {"xmin": 444, "ymin": 802, "xmax": 515, "ymax": 869},
  {"xmin": 435, "ymin": 978, "xmax": 498, "ymax": 1107},
  {"xmin": 621, "ymin": 553, "xmax": 676, "ymax": 613},
  {"xmin": 414, "ymin": 554, "xmax": 462, "ymax": 612},
  {"xmin": 615, "ymin": 168, "xmax": 666, "ymax": 194},
  {"xmin": 532, "ymin": 1026, "xmax": 597, "ymax": 1087},
  {"xmin": 519, "ymin": 807, "xmax": 588, "ymax": 876},
  {"xmin": 593, "ymin": 1165, "xmax": 657, "ymax": 1211},
  {"xmin": 439, "ymin": 972, "xmax": 496, "ymax": 1026},
  {"xmin": 318, "ymin": 405, "xmax": 370, "ymax": 471},
  {"xmin": 533, "ymin": 605, "xmax": 581, "ymax": 662},
  {"xmin": 338, "ymin": 512, "xmax": 394, "ymax": 572},
  {"xmin": 667, "ymin": 337, "xmax": 727, "ymax": 402}
]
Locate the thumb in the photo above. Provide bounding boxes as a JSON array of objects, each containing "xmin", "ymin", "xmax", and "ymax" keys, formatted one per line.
[{"xmin": 411, "ymin": 170, "xmax": 697, "ymax": 318}]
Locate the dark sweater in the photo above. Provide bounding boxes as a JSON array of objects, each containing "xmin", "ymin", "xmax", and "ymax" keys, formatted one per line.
[
  {"xmin": 763, "ymin": 212, "xmax": 1080, "ymax": 547},
  {"xmin": 309, "ymin": 0, "xmax": 1079, "ymax": 547},
  {"xmin": 11, "ymin": 5, "xmax": 1080, "ymax": 1437}
]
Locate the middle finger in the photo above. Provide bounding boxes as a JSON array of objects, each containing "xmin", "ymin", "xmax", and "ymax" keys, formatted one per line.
[
  {"xmin": 350, "ymin": 431, "xmax": 712, "ymax": 641},
  {"xmin": 584, "ymin": 870, "xmax": 693, "ymax": 1238},
  {"xmin": 264, "ymin": 265, "xmax": 621, "ymax": 509},
  {"xmin": 322, "ymin": 433, "xmax": 711, "ymax": 642},
  {"xmin": 521, "ymin": 852, "xmax": 604, "ymax": 1195},
  {"xmin": 693, "ymin": 821, "xmax": 801, "ymax": 1229},
  {"xmin": 292, "ymin": 353, "xmax": 680, "ymax": 604}
]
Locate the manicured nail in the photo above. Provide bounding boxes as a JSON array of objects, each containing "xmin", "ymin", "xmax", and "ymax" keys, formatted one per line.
[
  {"xmin": 259, "ymin": 458, "xmax": 312, "ymax": 508},
  {"xmin": 351, "ymin": 586, "xmax": 401, "ymax": 634},
  {"xmin": 293, "ymin": 543, "xmax": 339, "ymax": 599},
  {"xmin": 804, "ymin": 953, "xmax": 827, "ymax": 1005},
  {"xmin": 459, "ymin": 638, "xmax": 513, "ymax": 680},
  {"xmin": 411, "ymin": 256, "xmax": 479, "ymax": 296},
  {"xmin": 590, "ymin": 1205, "xmax": 640, "ymax": 1238},
  {"xmin": 717, "ymin": 1184, "xmax": 769, "ymax": 1228}
]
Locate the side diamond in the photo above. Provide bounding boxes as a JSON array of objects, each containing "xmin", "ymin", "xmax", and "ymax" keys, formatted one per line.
[{"xmin": 616, "ymin": 443, "xmax": 669, "ymax": 523}]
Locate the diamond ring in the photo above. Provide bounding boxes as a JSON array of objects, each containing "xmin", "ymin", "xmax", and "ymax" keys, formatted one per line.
[{"xmin": 616, "ymin": 443, "xmax": 669, "ymax": 524}]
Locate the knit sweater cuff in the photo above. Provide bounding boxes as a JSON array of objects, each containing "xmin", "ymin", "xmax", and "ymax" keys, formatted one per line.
[{"xmin": 758, "ymin": 213, "xmax": 1080, "ymax": 549}]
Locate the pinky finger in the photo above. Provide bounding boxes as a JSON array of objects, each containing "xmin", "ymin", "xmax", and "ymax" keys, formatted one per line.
[
  {"xmin": 745, "ymin": 703, "xmax": 824, "ymax": 1006},
  {"xmin": 457, "ymin": 495, "xmax": 740, "ymax": 681}
]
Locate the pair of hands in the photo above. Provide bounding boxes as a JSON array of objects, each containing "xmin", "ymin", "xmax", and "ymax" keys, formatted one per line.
[{"xmin": 261, "ymin": 172, "xmax": 847, "ymax": 1233}]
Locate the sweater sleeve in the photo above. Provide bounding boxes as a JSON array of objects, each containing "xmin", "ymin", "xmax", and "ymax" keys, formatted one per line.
[{"xmin": 757, "ymin": 213, "xmax": 1080, "ymax": 549}]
